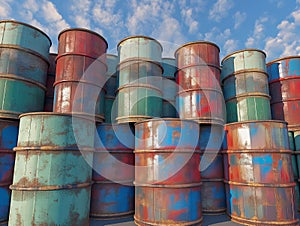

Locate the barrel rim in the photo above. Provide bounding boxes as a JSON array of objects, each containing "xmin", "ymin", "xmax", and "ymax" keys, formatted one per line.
[
  {"xmin": 106, "ymin": 53, "xmax": 118, "ymax": 59},
  {"xmin": 0, "ymin": 19, "xmax": 52, "ymax": 46},
  {"xmin": 19, "ymin": 112, "xmax": 98, "ymax": 121},
  {"xmin": 225, "ymin": 120, "xmax": 288, "ymax": 127},
  {"xmin": 221, "ymin": 48, "xmax": 266, "ymax": 64},
  {"xmin": 58, "ymin": 28, "xmax": 108, "ymax": 49},
  {"xmin": 266, "ymin": 55, "xmax": 300, "ymax": 66},
  {"xmin": 117, "ymin": 35, "xmax": 163, "ymax": 51},
  {"xmin": 134, "ymin": 117, "xmax": 199, "ymax": 126},
  {"xmin": 49, "ymin": 52, "xmax": 58, "ymax": 56},
  {"xmin": 162, "ymin": 57, "xmax": 176, "ymax": 61},
  {"xmin": 174, "ymin": 40, "xmax": 220, "ymax": 57}
]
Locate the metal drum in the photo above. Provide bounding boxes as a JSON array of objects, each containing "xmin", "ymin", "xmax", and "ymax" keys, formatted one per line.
[
  {"xmin": 223, "ymin": 120, "xmax": 298, "ymax": 225},
  {"xmin": 268, "ymin": 56, "xmax": 300, "ymax": 128},
  {"xmin": 0, "ymin": 20, "xmax": 51, "ymax": 119},
  {"xmin": 175, "ymin": 41, "xmax": 223, "ymax": 124},
  {"xmin": 44, "ymin": 53, "xmax": 57, "ymax": 112},
  {"xmin": 91, "ymin": 124, "xmax": 134, "ymax": 219},
  {"xmin": 161, "ymin": 58, "xmax": 177, "ymax": 117},
  {"xmin": 134, "ymin": 119, "xmax": 202, "ymax": 225},
  {"xmin": 117, "ymin": 36, "xmax": 163, "ymax": 123},
  {"xmin": 9, "ymin": 112, "xmax": 94, "ymax": 226},
  {"xmin": 288, "ymin": 131, "xmax": 298, "ymax": 180},
  {"xmin": 0, "ymin": 119, "xmax": 18, "ymax": 224},
  {"xmin": 55, "ymin": 28, "xmax": 107, "ymax": 122}
]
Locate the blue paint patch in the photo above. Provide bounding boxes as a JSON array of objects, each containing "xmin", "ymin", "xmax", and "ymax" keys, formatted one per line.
[
  {"xmin": 1, "ymin": 126, "xmax": 18, "ymax": 149},
  {"xmin": 252, "ymin": 155, "xmax": 273, "ymax": 165},
  {"xmin": 0, "ymin": 186, "xmax": 10, "ymax": 222}
]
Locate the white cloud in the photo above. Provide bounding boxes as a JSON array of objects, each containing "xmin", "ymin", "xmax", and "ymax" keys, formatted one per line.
[
  {"xmin": 205, "ymin": 27, "xmax": 231, "ymax": 43},
  {"xmin": 0, "ymin": 0, "xmax": 12, "ymax": 18},
  {"xmin": 70, "ymin": 0, "xmax": 92, "ymax": 28},
  {"xmin": 234, "ymin": 11, "xmax": 246, "ymax": 29},
  {"xmin": 245, "ymin": 17, "xmax": 269, "ymax": 48},
  {"xmin": 223, "ymin": 39, "xmax": 238, "ymax": 55},
  {"xmin": 209, "ymin": 0, "xmax": 234, "ymax": 22}
]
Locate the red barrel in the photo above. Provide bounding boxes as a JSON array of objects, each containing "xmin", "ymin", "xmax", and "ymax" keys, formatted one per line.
[
  {"xmin": 54, "ymin": 28, "xmax": 107, "ymax": 121},
  {"xmin": 44, "ymin": 53, "xmax": 57, "ymax": 112},
  {"xmin": 223, "ymin": 120, "xmax": 298, "ymax": 225},
  {"xmin": 175, "ymin": 41, "xmax": 224, "ymax": 124}
]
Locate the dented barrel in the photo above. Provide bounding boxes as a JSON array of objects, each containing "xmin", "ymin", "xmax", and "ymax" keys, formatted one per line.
[
  {"xmin": 0, "ymin": 20, "xmax": 51, "ymax": 119},
  {"xmin": 0, "ymin": 120, "xmax": 18, "ymax": 224},
  {"xmin": 267, "ymin": 56, "xmax": 300, "ymax": 128},
  {"xmin": 221, "ymin": 49, "xmax": 271, "ymax": 123},
  {"xmin": 9, "ymin": 113, "xmax": 94, "ymax": 226},
  {"xmin": 91, "ymin": 124, "xmax": 134, "ymax": 219},
  {"xmin": 54, "ymin": 28, "xmax": 107, "ymax": 122},
  {"xmin": 44, "ymin": 53, "xmax": 57, "ymax": 111},
  {"xmin": 134, "ymin": 119, "xmax": 202, "ymax": 225},
  {"xmin": 223, "ymin": 120, "xmax": 298, "ymax": 225}
]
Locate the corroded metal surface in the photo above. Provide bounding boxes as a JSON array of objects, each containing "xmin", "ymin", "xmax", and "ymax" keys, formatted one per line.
[
  {"xmin": 221, "ymin": 49, "xmax": 266, "ymax": 81},
  {"xmin": 44, "ymin": 53, "xmax": 57, "ymax": 112},
  {"xmin": 0, "ymin": 20, "xmax": 51, "ymax": 59},
  {"xmin": 105, "ymin": 54, "xmax": 119, "ymax": 96},
  {"xmin": 225, "ymin": 94, "xmax": 271, "ymax": 123},
  {"xmin": 134, "ymin": 119, "xmax": 202, "ymax": 225},
  {"xmin": 223, "ymin": 120, "xmax": 298, "ymax": 225},
  {"xmin": 53, "ymin": 81, "xmax": 105, "ymax": 122},
  {"xmin": 117, "ymin": 36, "xmax": 162, "ymax": 63},
  {"xmin": 177, "ymin": 89, "xmax": 225, "ymax": 124},
  {"xmin": 161, "ymin": 58, "xmax": 177, "ymax": 78},
  {"xmin": 91, "ymin": 124, "xmax": 134, "ymax": 219},
  {"xmin": 288, "ymin": 131, "xmax": 298, "ymax": 180}
]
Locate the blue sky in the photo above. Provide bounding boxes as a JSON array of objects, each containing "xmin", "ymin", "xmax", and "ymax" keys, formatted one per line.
[{"xmin": 1, "ymin": 0, "xmax": 300, "ymax": 61}]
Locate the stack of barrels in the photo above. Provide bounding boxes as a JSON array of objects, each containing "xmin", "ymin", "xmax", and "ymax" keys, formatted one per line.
[
  {"xmin": 0, "ymin": 20, "xmax": 51, "ymax": 225},
  {"xmin": 267, "ymin": 56, "xmax": 300, "ymax": 211},
  {"xmin": 175, "ymin": 41, "xmax": 226, "ymax": 215},
  {"xmin": 8, "ymin": 28, "xmax": 108, "ymax": 225},
  {"xmin": 222, "ymin": 49, "xmax": 299, "ymax": 225},
  {"xmin": 44, "ymin": 53, "xmax": 57, "ymax": 111}
]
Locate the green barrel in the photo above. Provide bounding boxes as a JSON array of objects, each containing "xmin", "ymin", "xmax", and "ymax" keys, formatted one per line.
[
  {"xmin": 161, "ymin": 58, "xmax": 177, "ymax": 118},
  {"xmin": 289, "ymin": 131, "xmax": 298, "ymax": 180},
  {"xmin": 0, "ymin": 20, "xmax": 51, "ymax": 119},
  {"xmin": 104, "ymin": 95, "xmax": 117, "ymax": 124},
  {"xmin": 221, "ymin": 49, "xmax": 271, "ymax": 123},
  {"xmin": 9, "ymin": 112, "xmax": 94, "ymax": 226}
]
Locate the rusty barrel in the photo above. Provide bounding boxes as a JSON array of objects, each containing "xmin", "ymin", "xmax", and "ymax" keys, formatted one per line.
[
  {"xmin": 199, "ymin": 123, "xmax": 225, "ymax": 214},
  {"xmin": 0, "ymin": 119, "xmax": 18, "ymax": 224},
  {"xmin": 117, "ymin": 36, "xmax": 163, "ymax": 123},
  {"xmin": 161, "ymin": 58, "xmax": 177, "ymax": 118},
  {"xmin": 9, "ymin": 112, "xmax": 94, "ymax": 226},
  {"xmin": 54, "ymin": 28, "xmax": 107, "ymax": 122},
  {"xmin": 104, "ymin": 54, "xmax": 118, "ymax": 123},
  {"xmin": 134, "ymin": 119, "xmax": 202, "ymax": 225},
  {"xmin": 294, "ymin": 128, "xmax": 300, "ymax": 208},
  {"xmin": 44, "ymin": 53, "xmax": 57, "ymax": 111},
  {"xmin": 175, "ymin": 41, "xmax": 224, "ymax": 124},
  {"xmin": 0, "ymin": 20, "xmax": 51, "ymax": 119},
  {"xmin": 223, "ymin": 120, "xmax": 298, "ymax": 225},
  {"xmin": 221, "ymin": 49, "xmax": 271, "ymax": 123},
  {"xmin": 267, "ymin": 56, "xmax": 300, "ymax": 128},
  {"xmin": 91, "ymin": 123, "xmax": 134, "ymax": 220}
]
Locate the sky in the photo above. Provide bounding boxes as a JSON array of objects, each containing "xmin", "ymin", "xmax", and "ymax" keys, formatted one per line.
[{"xmin": 1, "ymin": 0, "xmax": 300, "ymax": 61}]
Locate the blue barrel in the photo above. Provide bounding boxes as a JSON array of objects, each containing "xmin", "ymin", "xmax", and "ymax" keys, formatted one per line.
[
  {"xmin": 91, "ymin": 123, "xmax": 134, "ymax": 219},
  {"xmin": 0, "ymin": 119, "xmax": 18, "ymax": 224},
  {"xmin": 135, "ymin": 119, "xmax": 202, "ymax": 225},
  {"xmin": 9, "ymin": 113, "xmax": 94, "ymax": 226}
]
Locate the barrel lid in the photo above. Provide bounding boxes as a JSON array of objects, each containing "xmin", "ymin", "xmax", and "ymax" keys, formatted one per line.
[
  {"xmin": 58, "ymin": 28, "xmax": 108, "ymax": 49},
  {"xmin": 225, "ymin": 120, "xmax": 287, "ymax": 127},
  {"xmin": 0, "ymin": 19, "xmax": 52, "ymax": 46},
  {"xmin": 221, "ymin": 48, "xmax": 266, "ymax": 64},
  {"xmin": 134, "ymin": 118, "xmax": 199, "ymax": 126},
  {"xmin": 266, "ymin": 55, "xmax": 300, "ymax": 66},
  {"xmin": 117, "ymin": 35, "xmax": 163, "ymax": 51},
  {"xmin": 174, "ymin": 41, "xmax": 220, "ymax": 57},
  {"xmin": 19, "ymin": 112, "xmax": 96, "ymax": 121}
]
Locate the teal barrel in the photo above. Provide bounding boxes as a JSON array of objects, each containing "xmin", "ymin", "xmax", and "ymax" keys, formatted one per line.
[
  {"xmin": 289, "ymin": 131, "xmax": 298, "ymax": 180},
  {"xmin": 104, "ymin": 54, "xmax": 118, "ymax": 123},
  {"xmin": 161, "ymin": 58, "xmax": 177, "ymax": 118},
  {"xmin": 0, "ymin": 119, "xmax": 19, "ymax": 224},
  {"xmin": 221, "ymin": 49, "xmax": 271, "ymax": 123},
  {"xmin": 44, "ymin": 53, "xmax": 57, "ymax": 112},
  {"xmin": 0, "ymin": 20, "xmax": 51, "ymax": 119},
  {"xmin": 117, "ymin": 36, "xmax": 163, "ymax": 123},
  {"xmin": 294, "ymin": 127, "xmax": 300, "ymax": 211},
  {"xmin": 9, "ymin": 112, "xmax": 94, "ymax": 226}
]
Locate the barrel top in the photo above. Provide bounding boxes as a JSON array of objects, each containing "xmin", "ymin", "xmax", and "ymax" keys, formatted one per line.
[
  {"xmin": 19, "ymin": 112, "xmax": 95, "ymax": 121},
  {"xmin": 221, "ymin": 48, "xmax": 266, "ymax": 64},
  {"xmin": 134, "ymin": 118, "xmax": 199, "ymax": 126},
  {"xmin": 49, "ymin": 53, "xmax": 58, "ymax": 56},
  {"xmin": 106, "ymin": 54, "xmax": 118, "ymax": 58},
  {"xmin": 266, "ymin": 55, "xmax": 300, "ymax": 66},
  {"xmin": 162, "ymin": 57, "xmax": 176, "ymax": 61},
  {"xmin": 58, "ymin": 28, "xmax": 108, "ymax": 49},
  {"xmin": 0, "ymin": 19, "xmax": 52, "ymax": 46},
  {"xmin": 225, "ymin": 120, "xmax": 287, "ymax": 127},
  {"xmin": 117, "ymin": 35, "xmax": 163, "ymax": 50},
  {"xmin": 174, "ymin": 41, "xmax": 220, "ymax": 57}
]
